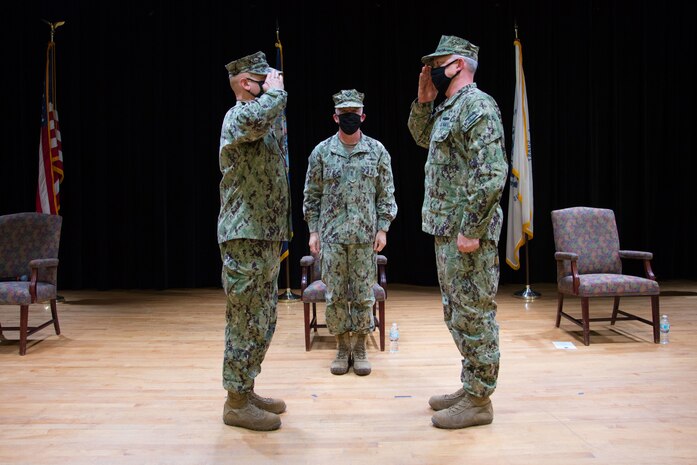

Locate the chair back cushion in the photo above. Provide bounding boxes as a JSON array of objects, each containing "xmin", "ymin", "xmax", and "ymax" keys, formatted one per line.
[
  {"xmin": 551, "ymin": 207, "xmax": 621, "ymax": 279},
  {"xmin": 0, "ymin": 213, "xmax": 62, "ymax": 283}
]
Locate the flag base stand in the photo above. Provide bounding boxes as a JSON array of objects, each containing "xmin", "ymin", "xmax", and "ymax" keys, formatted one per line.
[
  {"xmin": 278, "ymin": 288, "xmax": 301, "ymax": 301},
  {"xmin": 513, "ymin": 285, "xmax": 541, "ymax": 301}
]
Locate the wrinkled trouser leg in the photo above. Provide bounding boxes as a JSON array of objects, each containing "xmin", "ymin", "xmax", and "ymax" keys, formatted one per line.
[
  {"xmin": 434, "ymin": 236, "xmax": 500, "ymax": 398},
  {"xmin": 220, "ymin": 239, "xmax": 281, "ymax": 393},
  {"xmin": 322, "ymin": 242, "xmax": 375, "ymax": 335}
]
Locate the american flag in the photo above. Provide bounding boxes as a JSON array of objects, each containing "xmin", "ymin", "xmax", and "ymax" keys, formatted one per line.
[{"xmin": 36, "ymin": 41, "xmax": 64, "ymax": 215}]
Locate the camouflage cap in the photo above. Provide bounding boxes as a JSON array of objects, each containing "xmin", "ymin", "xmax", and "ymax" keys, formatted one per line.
[
  {"xmin": 225, "ymin": 51, "xmax": 272, "ymax": 76},
  {"xmin": 421, "ymin": 35, "xmax": 479, "ymax": 65},
  {"xmin": 332, "ymin": 89, "xmax": 365, "ymax": 108}
]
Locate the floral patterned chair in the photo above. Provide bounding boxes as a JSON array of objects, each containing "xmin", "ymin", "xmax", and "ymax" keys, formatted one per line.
[
  {"xmin": 0, "ymin": 212, "xmax": 62, "ymax": 355},
  {"xmin": 551, "ymin": 207, "xmax": 659, "ymax": 345},
  {"xmin": 300, "ymin": 253, "xmax": 387, "ymax": 351}
]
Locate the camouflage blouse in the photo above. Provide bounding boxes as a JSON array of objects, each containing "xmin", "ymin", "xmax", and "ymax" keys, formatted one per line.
[
  {"xmin": 408, "ymin": 83, "xmax": 508, "ymax": 240},
  {"xmin": 303, "ymin": 133, "xmax": 397, "ymax": 244},
  {"xmin": 217, "ymin": 89, "xmax": 291, "ymax": 243}
]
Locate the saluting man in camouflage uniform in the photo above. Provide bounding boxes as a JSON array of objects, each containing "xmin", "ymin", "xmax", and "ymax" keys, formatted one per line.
[
  {"xmin": 303, "ymin": 90, "xmax": 397, "ymax": 376},
  {"xmin": 407, "ymin": 36, "xmax": 508, "ymax": 429},
  {"xmin": 218, "ymin": 51, "xmax": 291, "ymax": 431}
]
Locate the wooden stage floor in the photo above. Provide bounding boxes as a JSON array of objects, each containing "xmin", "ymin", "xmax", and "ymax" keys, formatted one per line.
[{"xmin": 1, "ymin": 281, "xmax": 696, "ymax": 465}]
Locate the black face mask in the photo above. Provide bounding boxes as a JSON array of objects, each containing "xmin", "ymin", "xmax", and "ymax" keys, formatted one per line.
[
  {"xmin": 247, "ymin": 78, "xmax": 265, "ymax": 97},
  {"xmin": 337, "ymin": 112, "xmax": 362, "ymax": 135},
  {"xmin": 430, "ymin": 60, "xmax": 460, "ymax": 94}
]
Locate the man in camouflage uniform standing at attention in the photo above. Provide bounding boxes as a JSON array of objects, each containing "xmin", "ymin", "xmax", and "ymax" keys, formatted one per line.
[
  {"xmin": 303, "ymin": 90, "xmax": 397, "ymax": 376},
  {"xmin": 408, "ymin": 36, "xmax": 508, "ymax": 429},
  {"xmin": 218, "ymin": 51, "xmax": 291, "ymax": 431}
]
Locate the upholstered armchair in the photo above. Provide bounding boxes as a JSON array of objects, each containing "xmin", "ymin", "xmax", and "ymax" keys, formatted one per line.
[
  {"xmin": 0, "ymin": 212, "xmax": 63, "ymax": 355},
  {"xmin": 300, "ymin": 253, "xmax": 387, "ymax": 351},
  {"xmin": 551, "ymin": 207, "xmax": 660, "ymax": 345}
]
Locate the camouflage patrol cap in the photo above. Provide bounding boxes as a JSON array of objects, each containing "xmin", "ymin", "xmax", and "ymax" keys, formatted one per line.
[
  {"xmin": 332, "ymin": 89, "xmax": 365, "ymax": 108},
  {"xmin": 225, "ymin": 51, "xmax": 272, "ymax": 76},
  {"xmin": 421, "ymin": 35, "xmax": 479, "ymax": 65}
]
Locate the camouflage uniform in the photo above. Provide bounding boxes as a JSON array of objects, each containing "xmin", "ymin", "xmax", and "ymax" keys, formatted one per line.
[
  {"xmin": 303, "ymin": 90, "xmax": 397, "ymax": 335},
  {"xmin": 218, "ymin": 51, "xmax": 291, "ymax": 393},
  {"xmin": 408, "ymin": 37, "xmax": 508, "ymax": 398}
]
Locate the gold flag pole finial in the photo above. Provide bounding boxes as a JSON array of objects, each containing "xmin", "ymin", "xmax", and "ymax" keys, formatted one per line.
[
  {"xmin": 274, "ymin": 19, "xmax": 284, "ymax": 73},
  {"xmin": 42, "ymin": 19, "xmax": 66, "ymax": 42}
]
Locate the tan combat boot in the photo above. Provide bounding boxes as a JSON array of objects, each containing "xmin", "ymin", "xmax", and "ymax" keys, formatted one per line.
[
  {"xmin": 431, "ymin": 393, "xmax": 493, "ymax": 429},
  {"xmin": 351, "ymin": 332, "xmax": 372, "ymax": 376},
  {"xmin": 428, "ymin": 387, "xmax": 467, "ymax": 411},
  {"xmin": 223, "ymin": 391, "xmax": 281, "ymax": 431},
  {"xmin": 249, "ymin": 386, "xmax": 286, "ymax": 414},
  {"xmin": 330, "ymin": 332, "xmax": 351, "ymax": 375}
]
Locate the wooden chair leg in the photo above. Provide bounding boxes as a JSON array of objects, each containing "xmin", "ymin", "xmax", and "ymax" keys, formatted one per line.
[
  {"xmin": 556, "ymin": 293, "xmax": 564, "ymax": 327},
  {"xmin": 581, "ymin": 297, "xmax": 590, "ymax": 346},
  {"xmin": 611, "ymin": 297, "xmax": 620, "ymax": 325},
  {"xmin": 51, "ymin": 299, "xmax": 61, "ymax": 335},
  {"xmin": 371, "ymin": 302, "xmax": 378, "ymax": 335},
  {"xmin": 312, "ymin": 303, "xmax": 318, "ymax": 333},
  {"xmin": 378, "ymin": 300, "xmax": 385, "ymax": 351},
  {"xmin": 19, "ymin": 305, "xmax": 29, "ymax": 356},
  {"xmin": 303, "ymin": 302, "xmax": 311, "ymax": 351},
  {"xmin": 651, "ymin": 295, "xmax": 660, "ymax": 344}
]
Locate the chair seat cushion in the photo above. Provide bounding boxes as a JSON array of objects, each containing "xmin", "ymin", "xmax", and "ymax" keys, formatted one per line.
[
  {"xmin": 302, "ymin": 280, "xmax": 386, "ymax": 302},
  {"xmin": 559, "ymin": 273, "xmax": 660, "ymax": 297},
  {"xmin": 0, "ymin": 281, "xmax": 57, "ymax": 305}
]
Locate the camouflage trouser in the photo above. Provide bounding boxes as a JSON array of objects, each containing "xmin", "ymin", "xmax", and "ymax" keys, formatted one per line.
[
  {"xmin": 219, "ymin": 239, "xmax": 281, "ymax": 393},
  {"xmin": 321, "ymin": 242, "xmax": 376, "ymax": 335},
  {"xmin": 434, "ymin": 236, "xmax": 500, "ymax": 398}
]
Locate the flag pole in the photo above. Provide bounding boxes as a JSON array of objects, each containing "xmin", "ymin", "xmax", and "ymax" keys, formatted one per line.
[
  {"xmin": 41, "ymin": 19, "xmax": 66, "ymax": 303},
  {"xmin": 513, "ymin": 235, "xmax": 540, "ymax": 301},
  {"xmin": 506, "ymin": 19, "xmax": 542, "ymax": 302},
  {"xmin": 275, "ymin": 22, "xmax": 300, "ymax": 302},
  {"xmin": 279, "ymin": 256, "xmax": 299, "ymax": 301}
]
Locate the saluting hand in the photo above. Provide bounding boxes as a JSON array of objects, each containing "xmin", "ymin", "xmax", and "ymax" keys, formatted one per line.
[
  {"xmin": 417, "ymin": 65, "xmax": 437, "ymax": 103},
  {"xmin": 264, "ymin": 69, "xmax": 284, "ymax": 92}
]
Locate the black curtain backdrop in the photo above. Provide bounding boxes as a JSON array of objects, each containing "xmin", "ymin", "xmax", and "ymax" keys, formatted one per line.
[{"xmin": 1, "ymin": 0, "xmax": 695, "ymax": 290}]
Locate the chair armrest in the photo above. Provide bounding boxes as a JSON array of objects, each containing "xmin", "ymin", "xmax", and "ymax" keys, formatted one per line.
[
  {"xmin": 619, "ymin": 250, "xmax": 656, "ymax": 280},
  {"xmin": 619, "ymin": 250, "xmax": 653, "ymax": 260},
  {"xmin": 28, "ymin": 259, "xmax": 60, "ymax": 303},
  {"xmin": 377, "ymin": 256, "xmax": 387, "ymax": 296},
  {"xmin": 300, "ymin": 256, "xmax": 314, "ymax": 293},
  {"xmin": 554, "ymin": 252, "xmax": 579, "ymax": 294},
  {"xmin": 554, "ymin": 252, "xmax": 578, "ymax": 262},
  {"xmin": 29, "ymin": 258, "xmax": 59, "ymax": 269}
]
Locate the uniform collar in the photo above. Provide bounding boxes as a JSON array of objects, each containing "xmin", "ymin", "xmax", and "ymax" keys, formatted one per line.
[
  {"xmin": 330, "ymin": 133, "xmax": 369, "ymax": 157},
  {"xmin": 435, "ymin": 82, "xmax": 478, "ymax": 112}
]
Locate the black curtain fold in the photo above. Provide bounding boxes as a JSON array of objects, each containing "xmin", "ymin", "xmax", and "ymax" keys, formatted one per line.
[{"xmin": 1, "ymin": 0, "xmax": 694, "ymax": 290}]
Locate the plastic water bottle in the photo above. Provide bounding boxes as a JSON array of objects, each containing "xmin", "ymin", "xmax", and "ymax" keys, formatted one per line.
[
  {"xmin": 660, "ymin": 314, "xmax": 670, "ymax": 344},
  {"xmin": 389, "ymin": 322, "xmax": 400, "ymax": 353}
]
